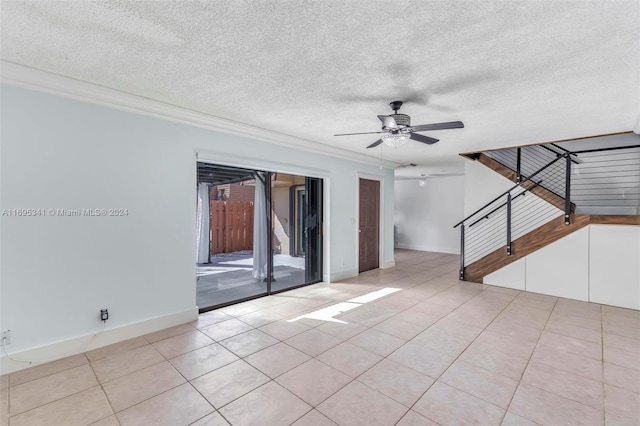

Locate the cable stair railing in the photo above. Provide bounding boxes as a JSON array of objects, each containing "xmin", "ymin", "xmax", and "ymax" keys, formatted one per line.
[
  {"xmin": 484, "ymin": 143, "xmax": 640, "ymax": 215},
  {"xmin": 454, "ymin": 155, "xmax": 568, "ymax": 281},
  {"xmin": 456, "ymin": 141, "xmax": 640, "ymax": 281}
]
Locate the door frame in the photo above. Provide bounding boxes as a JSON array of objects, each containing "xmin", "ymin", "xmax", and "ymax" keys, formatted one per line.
[
  {"xmin": 289, "ymin": 184, "xmax": 306, "ymax": 257},
  {"xmin": 197, "ymin": 150, "xmax": 330, "ymax": 282},
  {"xmin": 356, "ymin": 173, "xmax": 386, "ymax": 273},
  {"xmin": 196, "ymin": 153, "xmax": 329, "ymax": 311}
]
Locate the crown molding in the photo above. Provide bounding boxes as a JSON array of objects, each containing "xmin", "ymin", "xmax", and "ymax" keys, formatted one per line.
[{"xmin": 1, "ymin": 60, "xmax": 399, "ymax": 168}]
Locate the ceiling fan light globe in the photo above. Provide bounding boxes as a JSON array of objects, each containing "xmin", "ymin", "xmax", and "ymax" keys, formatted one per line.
[{"xmin": 381, "ymin": 132, "xmax": 410, "ymax": 148}]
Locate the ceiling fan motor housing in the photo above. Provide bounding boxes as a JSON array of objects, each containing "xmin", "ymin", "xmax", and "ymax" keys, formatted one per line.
[{"xmin": 391, "ymin": 114, "xmax": 411, "ymax": 127}]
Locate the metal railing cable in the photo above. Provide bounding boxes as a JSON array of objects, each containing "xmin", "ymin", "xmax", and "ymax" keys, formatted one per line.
[
  {"xmin": 487, "ymin": 144, "xmax": 640, "ymax": 213},
  {"xmin": 453, "ymin": 155, "xmax": 565, "ymax": 279},
  {"xmin": 569, "ymin": 147, "xmax": 640, "ymax": 211}
]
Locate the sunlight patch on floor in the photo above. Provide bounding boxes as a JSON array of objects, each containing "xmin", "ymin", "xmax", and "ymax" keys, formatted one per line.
[{"xmin": 287, "ymin": 287, "xmax": 401, "ymax": 323}]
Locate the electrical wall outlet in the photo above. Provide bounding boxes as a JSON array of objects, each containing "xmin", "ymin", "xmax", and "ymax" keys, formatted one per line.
[
  {"xmin": 100, "ymin": 309, "xmax": 109, "ymax": 322},
  {"xmin": 1, "ymin": 330, "xmax": 10, "ymax": 345}
]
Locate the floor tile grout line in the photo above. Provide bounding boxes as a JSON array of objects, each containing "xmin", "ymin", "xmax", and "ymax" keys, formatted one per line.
[
  {"xmin": 7, "ymin": 362, "xmax": 105, "ymax": 420},
  {"xmin": 284, "ymin": 404, "xmax": 315, "ymax": 426},
  {"xmin": 216, "ymin": 350, "xmax": 330, "ymax": 417},
  {"xmin": 87, "ymin": 337, "xmax": 151, "ymax": 363},
  {"xmin": 526, "ymin": 330, "xmax": 612, "ymax": 385},
  {"xmin": 500, "ymin": 295, "xmax": 605, "ymax": 425},
  {"xmin": 543, "ymin": 323, "xmax": 603, "ymax": 345},
  {"xmin": 497, "ymin": 293, "xmax": 560, "ymax": 425},
  {"xmin": 189, "ymin": 359, "xmax": 269, "ymax": 412},
  {"xmin": 115, "ymin": 381, "xmax": 206, "ymax": 420},
  {"xmin": 97, "ymin": 361, "xmax": 190, "ymax": 414},
  {"xmin": 388, "ymin": 283, "xmax": 511, "ymax": 362},
  {"xmin": 601, "ymin": 320, "xmax": 640, "ymax": 335},
  {"xmin": 89, "ymin": 338, "xmax": 226, "ymax": 417},
  {"xmin": 143, "ymin": 323, "xmax": 200, "ymax": 346},
  {"xmin": 506, "ymin": 308, "xmax": 625, "ymax": 417},
  {"xmin": 601, "ymin": 304, "xmax": 606, "ymax": 424},
  {"xmin": 213, "ymin": 374, "xmax": 312, "ymax": 424},
  {"xmin": 537, "ymin": 331, "xmax": 604, "ymax": 360},
  {"xmin": 5, "ymin": 378, "xmax": 9, "ymax": 424},
  {"xmin": 84, "ymin": 355, "xmax": 119, "ymax": 424},
  {"xmin": 280, "ymin": 340, "xmax": 391, "ymax": 422},
  {"xmin": 7, "ymin": 383, "xmax": 108, "ymax": 422},
  {"xmin": 5, "ymin": 352, "xmax": 91, "ymax": 389},
  {"xmin": 172, "ymin": 359, "xmax": 234, "ymax": 426},
  {"xmin": 398, "ymin": 286, "xmax": 523, "ymax": 425},
  {"xmin": 174, "ymin": 333, "xmax": 322, "ymax": 424}
]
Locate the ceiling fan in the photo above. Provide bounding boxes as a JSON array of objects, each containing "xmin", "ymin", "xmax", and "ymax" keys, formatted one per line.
[{"xmin": 334, "ymin": 101, "xmax": 464, "ymax": 148}]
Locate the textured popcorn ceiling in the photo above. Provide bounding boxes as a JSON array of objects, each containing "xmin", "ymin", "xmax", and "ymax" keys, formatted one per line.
[{"xmin": 1, "ymin": 1, "xmax": 639, "ymax": 174}]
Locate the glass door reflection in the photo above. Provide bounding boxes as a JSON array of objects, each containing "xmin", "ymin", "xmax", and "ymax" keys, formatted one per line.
[{"xmin": 270, "ymin": 175, "xmax": 322, "ymax": 292}]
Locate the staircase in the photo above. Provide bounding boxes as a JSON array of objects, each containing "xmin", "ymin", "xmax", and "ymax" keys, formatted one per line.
[{"xmin": 455, "ymin": 135, "xmax": 640, "ymax": 284}]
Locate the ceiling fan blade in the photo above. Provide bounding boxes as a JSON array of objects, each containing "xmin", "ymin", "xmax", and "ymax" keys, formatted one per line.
[
  {"xmin": 378, "ymin": 115, "xmax": 398, "ymax": 130},
  {"xmin": 429, "ymin": 70, "xmax": 499, "ymax": 95},
  {"xmin": 334, "ymin": 131, "xmax": 385, "ymax": 136},
  {"xmin": 426, "ymin": 102, "xmax": 455, "ymax": 112},
  {"xmin": 393, "ymin": 92, "xmax": 428, "ymax": 105},
  {"xmin": 411, "ymin": 121, "xmax": 464, "ymax": 132},
  {"xmin": 410, "ymin": 133, "xmax": 439, "ymax": 145},
  {"xmin": 367, "ymin": 139, "xmax": 384, "ymax": 149}
]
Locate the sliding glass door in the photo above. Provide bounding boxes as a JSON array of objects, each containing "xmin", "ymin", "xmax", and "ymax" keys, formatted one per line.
[
  {"xmin": 196, "ymin": 164, "xmax": 269, "ymax": 311},
  {"xmin": 270, "ymin": 176, "xmax": 322, "ymax": 293},
  {"xmin": 304, "ymin": 177, "xmax": 323, "ymax": 284},
  {"xmin": 197, "ymin": 163, "xmax": 322, "ymax": 312}
]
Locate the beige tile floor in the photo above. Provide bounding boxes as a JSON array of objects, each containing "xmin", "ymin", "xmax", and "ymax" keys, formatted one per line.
[{"xmin": 2, "ymin": 249, "xmax": 639, "ymax": 425}]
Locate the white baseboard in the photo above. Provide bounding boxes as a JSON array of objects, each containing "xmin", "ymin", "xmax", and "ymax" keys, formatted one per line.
[
  {"xmin": 327, "ymin": 269, "xmax": 359, "ymax": 283},
  {"xmin": 1, "ymin": 308, "xmax": 198, "ymax": 374},
  {"xmin": 382, "ymin": 259, "xmax": 396, "ymax": 269},
  {"xmin": 396, "ymin": 243, "xmax": 460, "ymax": 255}
]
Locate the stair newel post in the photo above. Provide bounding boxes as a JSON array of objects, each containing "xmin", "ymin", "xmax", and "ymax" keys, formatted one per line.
[
  {"xmin": 506, "ymin": 193, "xmax": 512, "ymax": 256},
  {"xmin": 516, "ymin": 148, "xmax": 522, "ymax": 183},
  {"xmin": 564, "ymin": 153, "xmax": 572, "ymax": 225},
  {"xmin": 459, "ymin": 224, "xmax": 465, "ymax": 280}
]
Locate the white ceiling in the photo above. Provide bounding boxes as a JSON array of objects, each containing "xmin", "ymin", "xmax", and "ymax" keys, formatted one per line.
[{"xmin": 2, "ymin": 1, "xmax": 639, "ymax": 177}]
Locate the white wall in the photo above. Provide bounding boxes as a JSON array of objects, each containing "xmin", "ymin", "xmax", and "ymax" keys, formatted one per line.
[
  {"xmin": 0, "ymin": 84, "xmax": 395, "ymax": 368},
  {"xmin": 484, "ymin": 258, "xmax": 525, "ymax": 291},
  {"xmin": 526, "ymin": 227, "xmax": 590, "ymax": 301},
  {"xmin": 394, "ymin": 177, "xmax": 464, "ymax": 254},
  {"xmin": 485, "ymin": 225, "xmax": 640, "ymax": 310},
  {"xmin": 464, "ymin": 158, "xmax": 513, "ymax": 216},
  {"xmin": 589, "ymin": 225, "xmax": 640, "ymax": 310}
]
